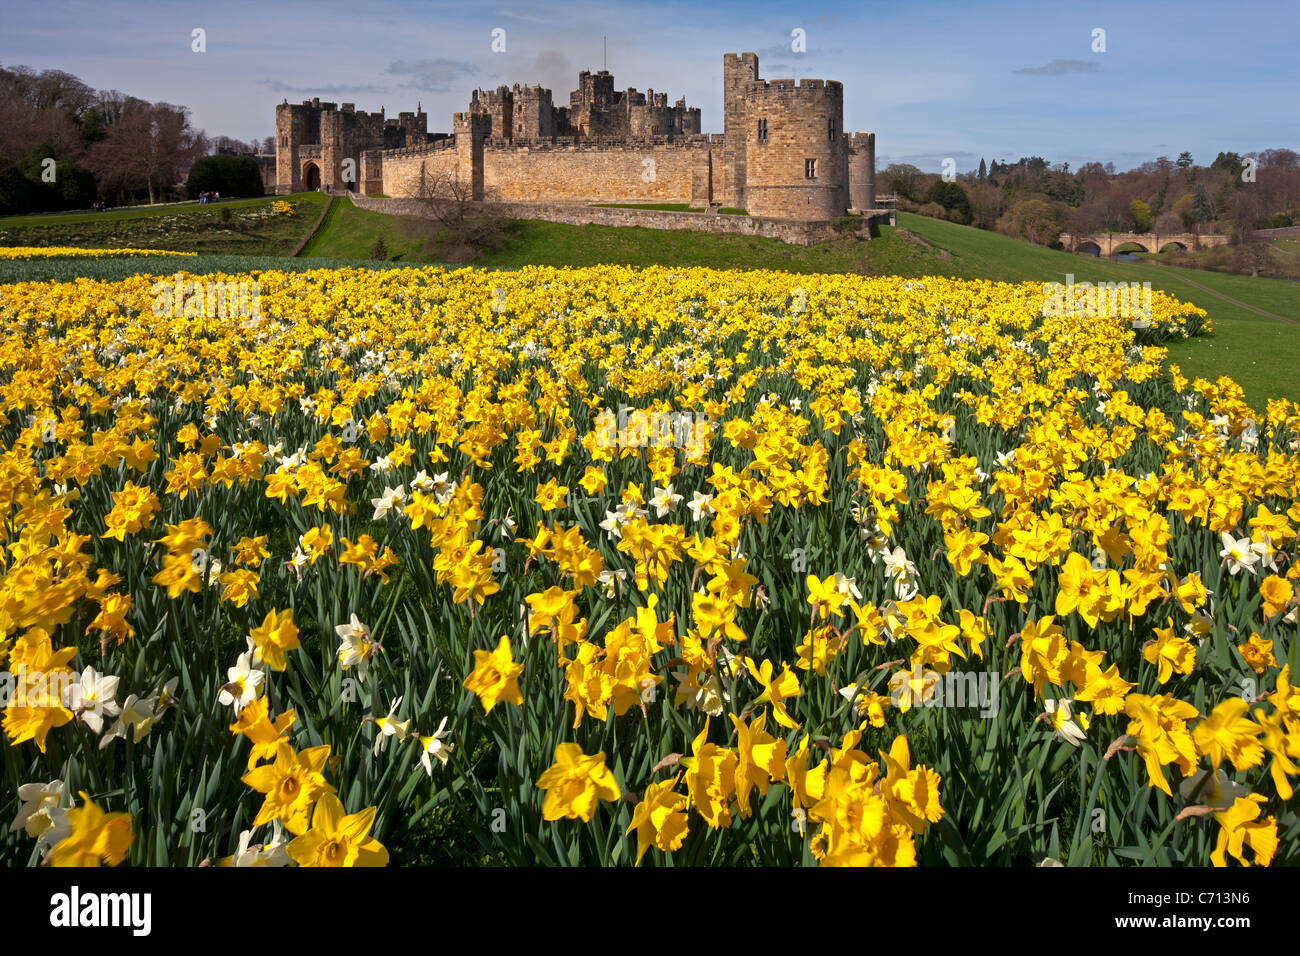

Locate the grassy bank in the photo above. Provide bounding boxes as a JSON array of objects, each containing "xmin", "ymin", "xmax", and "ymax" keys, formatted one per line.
[{"xmin": 0, "ymin": 193, "xmax": 328, "ymax": 256}]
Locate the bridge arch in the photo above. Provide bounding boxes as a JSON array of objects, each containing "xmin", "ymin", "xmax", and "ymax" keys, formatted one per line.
[
  {"xmin": 1158, "ymin": 240, "xmax": 1187, "ymax": 252},
  {"xmin": 1076, "ymin": 240, "xmax": 1102, "ymax": 256},
  {"xmin": 1111, "ymin": 241, "xmax": 1149, "ymax": 254}
]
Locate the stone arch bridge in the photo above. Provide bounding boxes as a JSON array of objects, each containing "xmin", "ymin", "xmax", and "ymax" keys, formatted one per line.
[{"xmin": 1059, "ymin": 232, "xmax": 1230, "ymax": 255}]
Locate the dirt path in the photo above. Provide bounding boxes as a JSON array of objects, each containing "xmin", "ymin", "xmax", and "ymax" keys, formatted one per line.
[{"xmin": 1152, "ymin": 268, "xmax": 1298, "ymax": 324}]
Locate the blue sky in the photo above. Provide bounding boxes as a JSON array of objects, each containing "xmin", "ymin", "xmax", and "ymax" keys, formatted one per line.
[{"xmin": 1, "ymin": 0, "xmax": 1295, "ymax": 172}]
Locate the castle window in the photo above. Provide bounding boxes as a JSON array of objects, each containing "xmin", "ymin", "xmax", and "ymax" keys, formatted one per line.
[
  {"xmin": 757, "ymin": 118, "xmax": 768, "ymax": 144},
  {"xmin": 828, "ymin": 118, "xmax": 836, "ymax": 141},
  {"xmin": 805, "ymin": 158, "xmax": 816, "ymax": 179}
]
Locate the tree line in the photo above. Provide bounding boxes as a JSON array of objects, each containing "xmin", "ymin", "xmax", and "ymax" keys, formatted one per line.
[
  {"xmin": 0, "ymin": 63, "xmax": 273, "ymax": 215},
  {"xmin": 883, "ymin": 149, "xmax": 1300, "ymax": 250}
]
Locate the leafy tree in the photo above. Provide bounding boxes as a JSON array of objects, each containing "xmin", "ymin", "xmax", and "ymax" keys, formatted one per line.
[
  {"xmin": 1176, "ymin": 152, "xmax": 1194, "ymax": 170},
  {"xmin": 1190, "ymin": 184, "xmax": 1215, "ymax": 226},
  {"xmin": 924, "ymin": 181, "xmax": 972, "ymax": 224},
  {"xmin": 0, "ymin": 164, "xmax": 39, "ymax": 215},
  {"xmin": 1211, "ymin": 151, "xmax": 1244, "ymax": 173},
  {"xmin": 995, "ymin": 198, "xmax": 1063, "ymax": 246},
  {"xmin": 1129, "ymin": 198, "xmax": 1153, "ymax": 233},
  {"xmin": 186, "ymin": 153, "xmax": 264, "ymax": 198}
]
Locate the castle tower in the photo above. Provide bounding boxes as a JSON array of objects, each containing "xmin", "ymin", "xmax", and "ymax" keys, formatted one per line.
[
  {"xmin": 722, "ymin": 52, "xmax": 759, "ymax": 208},
  {"xmin": 849, "ymin": 131, "xmax": 876, "ymax": 212},
  {"xmin": 275, "ymin": 102, "xmax": 310, "ymax": 194},
  {"xmin": 514, "ymin": 85, "xmax": 555, "ymax": 141},
  {"xmin": 453, "ymin": 111, "xmax": 489, "ymax": 200},
  {"xmin": 744, "ymin": 77, "xmax": 848, "ymax": 219}
]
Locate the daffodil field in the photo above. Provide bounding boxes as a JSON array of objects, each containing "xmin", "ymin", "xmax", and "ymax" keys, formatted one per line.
[{"xmin": 1, "ymin": 262, "xmax": 1297, "ymax": 868}]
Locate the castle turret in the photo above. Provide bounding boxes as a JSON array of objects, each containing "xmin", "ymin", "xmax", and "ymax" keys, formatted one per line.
[
  {"xmin": 743, "ymin": 77, "xmax": 848, "ymax": 219},
  {"xmin": 849, "ymin": 131, "xmax": 876, "ymax": 212}
]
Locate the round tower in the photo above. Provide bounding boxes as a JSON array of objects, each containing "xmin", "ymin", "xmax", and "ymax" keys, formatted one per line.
[
  {"xmin": 743, "ymin": 78, "xmax": 847, "ymax": 220},
  {"xmin": 849, "ymin": 131, "xmax": 876, "ymax": 212}
]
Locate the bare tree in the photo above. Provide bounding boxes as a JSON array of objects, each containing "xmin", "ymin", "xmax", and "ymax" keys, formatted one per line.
[
  {"xmin": 403, "ymin": 165, "xmax": 508, "ymax": 261},
  {"xmin": 87, "ymin": 103, "xmax": 204, "ymax": 203}
]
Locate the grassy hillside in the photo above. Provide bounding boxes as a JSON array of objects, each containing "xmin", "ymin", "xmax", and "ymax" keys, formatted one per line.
[
  {"xmin": 895, "ymin": 214, "xmax": 1299, "ymax": 409},
  {"xmin": 0, "ymin": 193, "xmax": 328, "ymax": 256},
  {"xmin": 298, "ymin": 198, "xmax": 444, "ymax": 261},
  {"xmin": 4, "ymin": 196, "xmax": 1294, "ymax": 409}
]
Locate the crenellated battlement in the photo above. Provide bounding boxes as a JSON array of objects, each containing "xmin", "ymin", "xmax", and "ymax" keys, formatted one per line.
[{"xmin": 276, "ymin": 50, "xmax": 876, "ymax": 222}]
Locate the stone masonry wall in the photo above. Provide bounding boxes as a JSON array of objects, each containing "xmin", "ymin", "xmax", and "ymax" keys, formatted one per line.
[
  {"xmin": 380, "ymin": 143, "xmax": 460, "ymax": 197},
  {"xmin": 348, "ymin": 192, "xmax": 887, "ymax": 245},
  {"xmin": 482, "ymin": 143, "xmax": 708, "ymax": 203},
  {"xmin": 378, "ymin": 141, "xmax": 711, "ymax": 204}
]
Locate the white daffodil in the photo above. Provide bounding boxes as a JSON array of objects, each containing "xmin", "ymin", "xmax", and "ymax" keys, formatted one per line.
[
  {"xmin": 98, "ymin": 693, "xmax": 158, "ymax": 749},
  {"xmin": 419, "ymin": 717, "xmax": 454, "ymax": 776},
  {"xmin": 9, "ymin": 780, "xmax": 67, "ymax": 845},
  {"xmin": 231, "ymin": 820, "xmax": 291, "ymax": 867},
  {"xmin": 834, "ymin": 573, "xmax": 863, "ymax": 602},
  {"xmin": 649, "ymin": 484, "xmax": 683, "ymax": 518},
  {"xmin": 371, "ymin": 697, "xmax": 412, "ymax": 756},
  {"xmin": 287, "ymin": 547, "xmax": 309, "ymax": 575},
  {"xmin": 370, "ymin": 485, "xmax": 408, "ymax": 520},
  {"xmin": 673, "ymin": 669, "xmax": 728, "ymax": 717},
  {"xmin": 410, "ymin": 469, "xmax": 435, "ymax": 494},
  {"xmin": 336, "ymin": 614, "xmax": 379, "ymax": 684},
  {"xmin": 1251, "ymin": 534, "xmax": 1277, "ymax": 574},
  {"xmin": 599, "ymin": 509, "xmax": 625, "ymax": 540},
  {"xmin": 61, "ymin": 666, "xmax": 120, "ymax": 734},
  {"xmin": 598, "ymin": 568, "xmax": 628, "ymax": 599},
  {"xmin": 1179, "ymin": 768, "xmax": 1250, "ymax": 810},
  {"xmin": 687, "ymin": 491, "xmax": 715, "ymax": 522},
  {"xmin": 219, "ymin": 649, "xmax": 264, "ymax": 709},
  {"xmin": 495, "ymin": 509, "xmax": 517, "ymax": 539},
  {"xmin": 1043, "ymin": 698, "xmax": 1089, "ymax": 747},
  {"xmin": 881, "ymin": 546, "xmax": 919, "ymax": 600},
  {"xmin": 1219, "ymin": 532, "xmax": 1259, "ymax": 576}
]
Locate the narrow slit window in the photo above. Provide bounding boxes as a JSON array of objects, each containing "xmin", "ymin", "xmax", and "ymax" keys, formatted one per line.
[
  {"xmin": 805, "ymin": 158, "xmax": 816, "ymax": 179},
  {"xmin": 757, "ymin": 118, "xmax": 768, "ymax": 144}
]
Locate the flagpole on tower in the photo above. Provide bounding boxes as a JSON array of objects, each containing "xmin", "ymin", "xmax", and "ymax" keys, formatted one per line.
[{"xmin": 603, "ymin": 36, "xmax": 606, "ymax": 71}]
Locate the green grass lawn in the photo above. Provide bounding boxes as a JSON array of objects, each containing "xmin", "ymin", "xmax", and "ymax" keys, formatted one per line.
[
  {"xmin": 298, "ymin": 197, "xmax": 448, "ymax": 261},
  {"xmin": 0, "ymin": 193, "xmax": 328, "ymax": 256}
]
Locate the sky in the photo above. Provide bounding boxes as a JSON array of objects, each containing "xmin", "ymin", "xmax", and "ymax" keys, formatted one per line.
[{"xmin": 1, "ymin": 0, "xmax": 1296, "ymax": 173}]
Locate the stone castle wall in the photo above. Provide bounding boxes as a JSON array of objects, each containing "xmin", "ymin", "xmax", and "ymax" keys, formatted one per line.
[
  {"xmin": 278, "ymin": 53, "xmax": 879, "ymax": 223},
  {"xmin": 349, "ymin": 192, "xmax": 887, "ymax": 245},
  {"xmin": 483, "ymin": 141, "xmax": 710, "ymax": 203}
]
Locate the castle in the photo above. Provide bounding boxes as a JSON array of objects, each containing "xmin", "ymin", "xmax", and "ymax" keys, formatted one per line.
[{"xmin": 275, "ymin": 52, "xmax": 877, "ymax": 221}]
